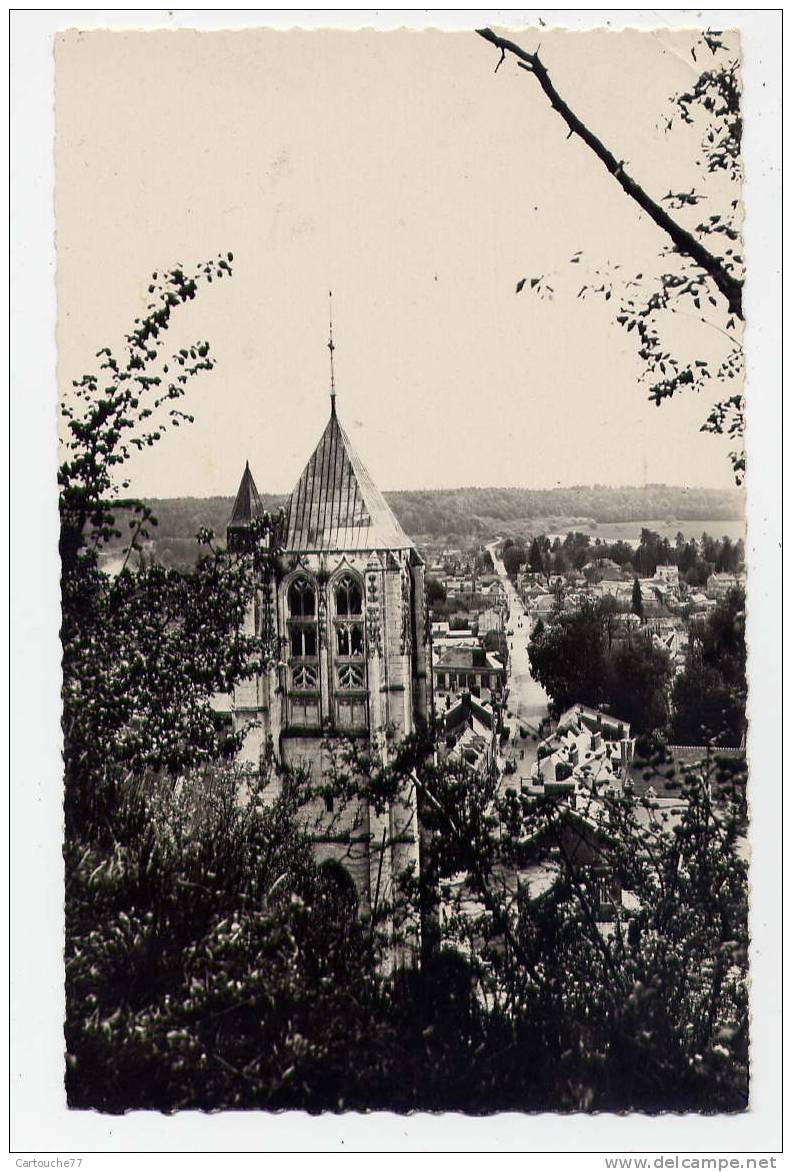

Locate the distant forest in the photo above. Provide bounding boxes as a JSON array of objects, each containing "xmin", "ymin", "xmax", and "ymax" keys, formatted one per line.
[
  {"xmin": 112, "ymin": 484, "xmax": 744, "ymax": 567},
  {"xmin": 385, "ymin": 485, "xmax": 743, "ymax": 538}
]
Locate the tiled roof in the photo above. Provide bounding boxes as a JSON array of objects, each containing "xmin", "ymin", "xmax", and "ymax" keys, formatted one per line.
[
  {"xmin": 284, "ymin": 406, "xmax": 413, "ymax": 553},
  {"xmin": 435, "ymin": 646, "xmax": 489, "ymax": 670},
  {"xmin": 228, "ymin": 461, "xmax": 263, "ymax": 526},
  {"xmin": 533, "ymin": 594, "xmax": 556, "ymax": 611}
]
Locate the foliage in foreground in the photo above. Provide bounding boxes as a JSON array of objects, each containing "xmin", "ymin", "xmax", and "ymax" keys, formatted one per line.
[
  {"xmin": 61, "ymin": 257, "xmax": 748, "ymax": 1114},
  {"xmin": 65, "ymin": 740, "xmax": 749, "ymax": 1113},
  {"xmin": 66, "ymin": 772, "xmax": 379, "ymax": 1112}
]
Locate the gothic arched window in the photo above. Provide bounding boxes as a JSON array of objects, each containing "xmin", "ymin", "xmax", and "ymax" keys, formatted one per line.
[
  {"xmin": 333, "ymin": 574, "xmax": 364, "ymax": 660},
  {"xmin": 288, "ymin": 577, "xmax": 316, "ymax": 618},
  {"xmin": 332, "ymin": 573, "xmax": 367, "ymax": 731},
  {"xmin": 286, "ymin": 576, "xmax": 319, "ymax": 727},
  {"xmin": 287, "ymin": 577, "xmax": 317, "ymax": 659},
  {"xmin": 335, "ymin": 576, "xmax": 362, "ymax": 617}
]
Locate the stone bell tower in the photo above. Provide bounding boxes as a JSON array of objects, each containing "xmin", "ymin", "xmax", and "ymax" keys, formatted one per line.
[{"xmin": 227, "ymin": 327, "xmax": 431, "ymax": 950}]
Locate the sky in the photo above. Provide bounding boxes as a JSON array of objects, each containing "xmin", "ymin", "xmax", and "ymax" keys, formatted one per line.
[{"xmin": 55, "ymin": 25, "xmax": 743, "ymax": 498}]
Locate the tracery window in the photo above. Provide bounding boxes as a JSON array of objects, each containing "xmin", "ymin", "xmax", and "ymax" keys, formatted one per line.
[
  {"xmin": 332, "ymin": 573, "xmax": 367, "ymax": 731},
  {"xmin": 287, "ymin": 575, "xmax": 320, "ymax": 725},
  {"xmin": 337, "ymin": 662, "xmax": 366, "ymax": 689},
  {"xmin": 336, "ymin": 624, "xmax": 364, "ymax": 657},
  {"xmin": 288, "ymin": 577, "xmax": 316, "ymax": 618},
  {"xmin": 290, "ymin": 625, "xmax": 317, "ymax": 658},
  {"xmin": 335, "ymin": 576, "xmax": 362, "ymax": 617},
  {"xmin": 333, "ymin": 574, "xmax": 364, "ymax": 673},
  {"xmin": 291, "ymin": 662, "xmax": 319, "ymax": 691}
]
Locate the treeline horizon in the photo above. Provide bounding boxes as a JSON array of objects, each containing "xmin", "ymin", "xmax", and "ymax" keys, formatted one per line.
[{"xmin": 125, "ymin": 483, "xmax": 744, "ymax": 544}]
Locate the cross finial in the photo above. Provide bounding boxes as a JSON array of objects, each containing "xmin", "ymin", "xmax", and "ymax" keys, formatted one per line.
[{"xmin": 328, "ymin": 290, "xmax": 336, "ymax": 416}]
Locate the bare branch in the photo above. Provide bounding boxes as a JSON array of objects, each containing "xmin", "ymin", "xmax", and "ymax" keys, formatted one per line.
[{"xmin": 476, "ymin": 28, "xmax": 743, "ymax": 320}]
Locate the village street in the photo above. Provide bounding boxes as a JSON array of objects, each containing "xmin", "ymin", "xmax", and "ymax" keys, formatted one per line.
[
  {"xmin": 486, "ymin": 542, "xmax": 551, "ymax": 792},
  {"xmin": 438, "ymin": 545, "xmax": 558, "ymax": 937}
]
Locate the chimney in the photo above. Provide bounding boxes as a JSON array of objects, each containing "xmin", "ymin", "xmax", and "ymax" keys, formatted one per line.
[{"xmin": 591, "ymin": 731, "xmax": 602, "ymax": 751}]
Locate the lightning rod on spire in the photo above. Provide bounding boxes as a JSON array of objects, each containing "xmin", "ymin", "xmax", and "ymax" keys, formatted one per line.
[{"xmin": 328, "ymin": 290, "xmax": 336, "ymax": 416}]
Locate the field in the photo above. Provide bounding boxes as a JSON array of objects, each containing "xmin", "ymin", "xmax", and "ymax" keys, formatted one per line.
[{"xmin": 542, "ymin": 517, "xmax": 746, "ymax": 546}]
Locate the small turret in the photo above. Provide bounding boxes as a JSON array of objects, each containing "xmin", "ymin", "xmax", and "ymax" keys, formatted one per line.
[{"xmin": 227, "ymin": 460, "xmax": 262, "ymax": 551}]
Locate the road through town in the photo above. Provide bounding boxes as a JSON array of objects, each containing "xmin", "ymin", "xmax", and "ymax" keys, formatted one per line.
[
  {"xmin": 487, "ymin": 542, "xmax": 551, "ymax": 736},
  {"xmin": 486, "ymin": 542, "xmax": 552, "ymax": 792}
]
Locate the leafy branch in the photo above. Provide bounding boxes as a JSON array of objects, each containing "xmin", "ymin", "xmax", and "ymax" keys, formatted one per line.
[
  {"xmin": 59, "ymin": 253, "xmax": 234, "ymax": 569},
  {"xmin": 476, "ymin": 28, "xmax": 743, "ymax": 319}
]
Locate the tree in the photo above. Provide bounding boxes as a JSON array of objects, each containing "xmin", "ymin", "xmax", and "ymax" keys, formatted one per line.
[
  {"xmin": 552, "ymin": 548, "xmax": 568, "ymax": 576},
  {"xmin": 678, "ymin": 536, "xmax": 699, "ymax": 574},
  {"xmin": 475, "ymin": 548, "xmax": 495, "ymax": 574},
  {"xmin": 477, "ymin": 28, "xmax": 744, "ymax": 479},
  {"xmin": 425, "ymin": 575, "xmax": 447, "ymax": 605},
  {"xmin": 671, "ymin": 587, "xmax": 746, "ymax": 746},
  {"xmin": 551, "ymin": 575, "xmax": 565, "ymax": 613},
  {"xmin": 57, "ymin": 257, "xmax": 288, "ymax": 833},
  {"xmin": 598, "ymin": 594, "xmax": 623, "ymax": 652},
  {"xmin": 59, "ymin": 261, "xmax": 371, "ymax": 1109},
  {"xmin": 65, "ymin": 769, "xmax": 388, "ymax": 1112},
  {"xmin": 716, "ymin": 536, "xmax": 738, "ymax": 572},
  {"xmin": 329, "ymin": 728, "xmax": 748, "ymax": 1111},
  {"xmin": 61, "ymin": 537, "xmax": 279, "ymax": 834},
  {"xmin": 634, "ymin": 528, "xmax": 662, "ymax": 577},
  {"xmin": 562, "ymin": 530, "xmax": 592, "ymax": 570},
  {"xmin": 528, "ymin": 536, "xmax": 545, "ymax": 574},
  {"xmin": 502, "ymin": 542, "xmax": 527, "ymax": 577},
  {"xmin": 492, "ymin": 632, "xmax": 512, "ymax": 661},
  {"xmin": 607, "ymin": 635, "xmax": 672, "ymax": 734},
  {"xmin": 528, "ymin": 600, "xmax": 609, "ymax": 714},
  {"xmin": 528, "ymin": 601, "xmax": 672, "ymax": 734},
  {"xmin": 60, "ymin": 255, "xmax": 234, "ymax": 571},
  {"xmin": 631, "ymin": 575, "xmax": 644, "ymax": 618}
]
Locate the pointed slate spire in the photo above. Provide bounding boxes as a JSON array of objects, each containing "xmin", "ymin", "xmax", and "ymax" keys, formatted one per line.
[
  {"xmin": 284, "ymin": 405, "xmax": 413, "ymax": 553},
  {"xmin": 229, "ymin": 460, "xmax": 263, "ymax": 528}
]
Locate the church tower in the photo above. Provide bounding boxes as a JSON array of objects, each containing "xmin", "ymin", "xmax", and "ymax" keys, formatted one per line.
[{"xmin": 227, "ymin": 361, "xmax": 431, "ymax": 945}]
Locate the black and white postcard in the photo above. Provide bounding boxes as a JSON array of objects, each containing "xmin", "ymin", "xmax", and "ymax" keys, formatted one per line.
[{"xmin": 9, "ymin": 8, "xmax": 783, "ymax": 1162}]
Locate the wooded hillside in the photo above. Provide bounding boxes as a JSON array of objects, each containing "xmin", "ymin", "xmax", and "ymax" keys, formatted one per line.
[{"xmin": 135, "ymin": 484, "xmax": 744, "ymax": 554}]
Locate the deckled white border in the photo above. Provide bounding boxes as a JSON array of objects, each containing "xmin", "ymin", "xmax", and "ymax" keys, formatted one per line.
[{"xmin": 9, "ymin": 7, "xmax": 782, "ymax": 1159}]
